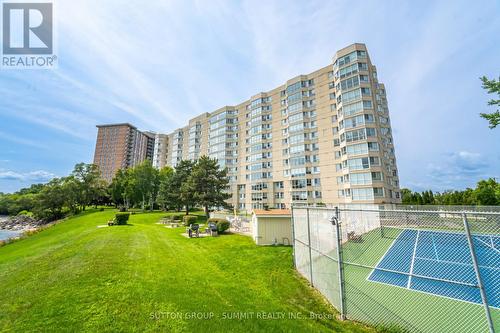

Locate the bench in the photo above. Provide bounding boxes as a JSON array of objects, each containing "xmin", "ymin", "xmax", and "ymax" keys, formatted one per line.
[
  {"xmin": 347, "ymin": 231, "xmax": 362, "ymax": 242},
  {"xmin": 205, "ymin": 222, "xmax": 218, "ymax": 237}
]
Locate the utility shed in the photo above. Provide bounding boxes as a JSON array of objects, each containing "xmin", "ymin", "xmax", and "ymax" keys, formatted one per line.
[{"xmin": 252, "ymin": 209, "xmax": 292, "ymax": 246}]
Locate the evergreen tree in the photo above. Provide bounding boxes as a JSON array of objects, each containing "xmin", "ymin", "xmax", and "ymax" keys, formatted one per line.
[
  {"xmin": 479, "ymin": 76, "xmax": 500, "ymax": 129},
  {"xmin": 184, "ymin": 156, "xmax": 232, "ymax": 218}
]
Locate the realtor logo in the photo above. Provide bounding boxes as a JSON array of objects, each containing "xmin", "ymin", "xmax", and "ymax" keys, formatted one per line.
[{"xmin": 1, "ymin": 2, "xmax": 57, "ymax": 69}]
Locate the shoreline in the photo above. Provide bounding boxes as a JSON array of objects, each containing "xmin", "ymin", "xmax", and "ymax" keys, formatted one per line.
[{"xmin": 0, "ymin": 215, "xmax": 42, "ymax": 233}]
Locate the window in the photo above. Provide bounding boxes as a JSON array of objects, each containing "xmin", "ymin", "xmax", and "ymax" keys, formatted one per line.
[
  {"xmin": 340, "ymin": 76, "xmax": 360, "ymax": 91},
  {"xmin": 346, "ymin": 143, "xmax": 368, "ymax": 155},
  {"xmin": 288, "ymin": 92, "xmax": 302, "ymax": 104},
  {"xmin": 352, "ymin": 188, "xmax": 374, "ymax": 200},
  {"xmin": 373, "ymin": 187, "xmax": 384, "ymax": 197},
  {"xmin": 350, "ymin": 172, "xmax": 372, "ymax": 185},
  {"xmin": 292, "ymin": 179, "xmax": 306, "ymax": 189},
  {"xmin": 345, "ymin": 129, "xmax": 366, "ymax": 143},
  {"xmin": 337, "ymin": 63, "xmax": 359, "ymax": 79},
  {"xmin": 347, "ymin": 157, "xmax": 370, "ymax": 170},
  {"xmin": 343, "ymin": 101, "xmax": 363, "ymax": 117},
  {"xmin": 361, "ymin": 87, "xmax": 371, "ymax": 96},
  {"xmin": 368, "ymin": 142, "xmax": 379, "ymax": 151},
  {"xmin": 359, "ymin": 74, "xmax": 369, "ymax": 83},
  {"xmin": 288, "ymin": 112, "xmax": 303, "ymax": 124},
  {"xmin": 341, "ymin": 89, "xmax": 362, "ymax": 104}
]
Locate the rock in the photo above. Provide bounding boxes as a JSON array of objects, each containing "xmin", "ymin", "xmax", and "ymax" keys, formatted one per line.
[{"xmin": 0, "ymin": 215, "xmax": 46, "ymax": 231}]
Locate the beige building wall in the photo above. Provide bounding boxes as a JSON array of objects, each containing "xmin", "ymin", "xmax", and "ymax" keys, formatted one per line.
[
  {"xmin": 252, "ymin": 212, "xmax": 293, "ymax": 246},
  {"xmin": 157, "ymin": 43, "xmax": 401, "ymax": 211},
  {"xmin": 152, "ymin": 133, "xmax": 169, "ymax": 169}
]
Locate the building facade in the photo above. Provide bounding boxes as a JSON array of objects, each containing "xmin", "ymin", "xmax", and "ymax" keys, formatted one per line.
[
  {"xmin": 156, "ymin": 43, "xmax": 401, "ymax": 210},
  {"xmin": 94, "ymin": 43, "xmax": 401, "ymax": 209},
  {"xmin": 152, "ymin": 133, "xmax": 169, "ymax": 169},
  {"xmin": 93, "ymin": 123, "xmax": 155, "ymax": 181}
]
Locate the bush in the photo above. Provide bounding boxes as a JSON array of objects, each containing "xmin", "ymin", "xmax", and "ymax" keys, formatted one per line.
[
  {"xmin": 172, "ymin": 215, "xmax": 182, "ymax": 221},
  {"xmin": 118, "ymin": 206, "xmax": 127, "ymax": 212},
  {"xmin": 99, "ymin": 208, "xmax": 104, "ymax": 212},
  {"xmin": 208, "ymin": 218, "xmax": 230, "ymax": 234},
  {"xmin": 115, "ymin": 213, "xmax": 130, "ymax": 225},
  {"xmin": 17, "ymin": 210, "xmax": 30, "ymax": 216},
  {"xmin": 183, "ymin": 215, "xmax": 197, "ymax": 226},
  {"xmin": 217, "ymin": 220, "xmax": 230, "ymax": 233}
]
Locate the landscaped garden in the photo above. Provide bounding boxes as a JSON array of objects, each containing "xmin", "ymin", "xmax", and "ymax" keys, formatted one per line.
[{"xmin": 0, "ymin": 209, "xmax": 377, "ymax": 332}]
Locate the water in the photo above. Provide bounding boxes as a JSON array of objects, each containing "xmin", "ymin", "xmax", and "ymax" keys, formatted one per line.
[
  {"xmin": 0, "ymin": 216, "xmax": 22, "ymax": 241},
  {"xmin": 0, "ymin": 229, "xmax": 22, "ymax": 241}
]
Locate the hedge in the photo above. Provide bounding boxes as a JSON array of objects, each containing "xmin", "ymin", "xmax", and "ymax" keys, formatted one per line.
[
  {"xmin": 115, "ymin": 213, "xmax": 130, "ymax": 225},
  {"xmin": 183, "ymin": 215, "xmax": 197, "ymax": 226},
  {"xmin": 208, "ymin": 218, "xmax": 230, "ymax": 233}
]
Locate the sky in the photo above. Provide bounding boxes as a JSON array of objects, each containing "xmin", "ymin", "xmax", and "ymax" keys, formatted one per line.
[{"xmin": 0, "ymin": 0, "xmax": 499, "ymax": 193}]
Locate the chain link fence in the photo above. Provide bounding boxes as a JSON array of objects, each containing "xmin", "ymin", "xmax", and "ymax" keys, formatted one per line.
[{"xmin": 292, "ymin": 206, "xmax": 500, "ymax": 333}]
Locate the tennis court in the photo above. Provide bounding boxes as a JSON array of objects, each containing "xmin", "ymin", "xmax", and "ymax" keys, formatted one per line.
[{"xmin": 368, "ymin": 229, "xmax": 500, "ymax": 308}]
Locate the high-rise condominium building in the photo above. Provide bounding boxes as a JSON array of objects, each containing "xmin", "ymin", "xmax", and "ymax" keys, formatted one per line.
[
  {"xmin": 93, "ymin": 123, "xmax": 155, "ymax": 181},
  {"xmin": 93, "ymin": 43, "xmax": 401, "ymax": 209},
  {"xmin": 152, "ymin": 133, "xmax": 169, "ymax": 169},
  {"xmin": 154, "ymin": 43, "xmax": 401, "ymax": 210}
]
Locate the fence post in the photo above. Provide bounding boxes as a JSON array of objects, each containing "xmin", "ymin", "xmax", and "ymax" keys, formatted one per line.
[
  {"xmin": 462, "ymin": 212, "xmax": 495, "ymax": 333},
  {"xmin": 291, "ymin": 206, "xmax": 296, "ymax": 268},
  {"xmin": 334, "ymin": 206, "xmax": 346, "ymax": 320},
  {"xmin": 306, "ymin": 207, "xmax": 314, "ymax": 286}
]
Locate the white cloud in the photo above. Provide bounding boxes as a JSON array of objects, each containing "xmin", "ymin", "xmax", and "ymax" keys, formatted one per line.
[{"xmin": 0, "ymin": 169, "xmax": 56, "ymax": 182}]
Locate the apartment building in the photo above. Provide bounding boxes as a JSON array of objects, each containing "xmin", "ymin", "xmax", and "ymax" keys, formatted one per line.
[
  {"xmin": 93, "ymin": 123, "xmax": 155, "ymax": 181},
  {"xmin": 152, "ymin": 133, "xmax": 169, "ymax": 169},
  {"xmin": 155, "ymin": 43, "xmax": 401, "ymax": 210}
]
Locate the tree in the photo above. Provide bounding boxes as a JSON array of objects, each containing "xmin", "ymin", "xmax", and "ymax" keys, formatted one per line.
[
  {"xmin": 71, "ymin": 163, "xmax": 102, "ymax": 211},
  {"xmin": 109, "ymin": 169, "xmax": 127, "ymax": 207},
  {"xmin": 131, "ymin": 161, "xmax": 158, "ymax": 211},
  {"xmin": 475, "ymin": 178, "xmax": 499, "ymax": 205},
  {"xmin": 479, "ymin": 76, "xmax": 500, "ymax": 129},
  {"xmin": 185, "ymin": 156, "xmax": 232, "ymax": 218},
  {"xmin": 34, "ymin": 178, "xmax": 66, "ymax": 221},
  {"xmin": 62, "ymin": 176, "xmax": 81, "ymax": 214},
  {"xmin": 401, "ymin": 188, "xmax": 413, "ymax": 205},
  {"xmin": 171, "ymin": 160, "xmax": 197, "ymax": 214},
  {"xmin": 156, "ymin": 166, "xmax": 174, "ymax": 211}
]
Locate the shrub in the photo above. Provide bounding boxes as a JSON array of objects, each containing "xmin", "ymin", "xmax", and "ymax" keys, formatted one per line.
[
  {"xmin": 217, "ymin": 220, "xmax": 230, "ymax": 233},
  {"xmin": 183, "ymin": 215, "xmax": 197, "ymax": 226},
  {"xmin": 115, "ymin": 213, "xmax": 130, "ymax": 225},
  {"xmin": 118, "ymin": 206, "xmax": 127, "ymax": 212},
  {"xmin": 17, "ymin": 210, "xmax": 30, "ymax": 216},
  {"xmin": 99, "ymin": 208, "xmax": 104, "ymax": 212},
  {"xmin": 172, "ymin": 215, "xmax": 182, "ymax": 221},
  {"xmin": 208, "ymin": 218, "xmax": 230, "ymax": 234}
]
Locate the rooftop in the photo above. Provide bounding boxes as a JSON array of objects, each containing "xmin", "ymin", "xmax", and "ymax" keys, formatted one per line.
[{"xmin": 253, "ymin": 209, "xmax": 291, "ymax": 217}]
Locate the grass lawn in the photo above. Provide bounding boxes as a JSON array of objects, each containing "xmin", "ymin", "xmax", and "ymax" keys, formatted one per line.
[{"xmin": 0, "ymin": 209, "xmax": 375, "ymax": 333}]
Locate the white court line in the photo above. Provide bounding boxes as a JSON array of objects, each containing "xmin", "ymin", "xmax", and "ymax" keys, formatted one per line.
[
  {"xmin": 367, "ymin": 229, "xmax": 500, "ymax": 310},
  {"xmin": 407, "ymin": 230, "xmax": 420, "ymax": 289},
  {"xmin": 475, "ymin": 236, "xmax": 500, "ymax": 255},
  {"xmin": 414, "ymin": 256, "xmax": 500, "ymax": 272},
  {"xmin": 366, "ymin": 229, "xmax": 411, "ymax": 282},
  {"xmin": 431, "ymin": 233, "xmax": 440, "ymax": 261},
  {"xmin": 368, "ymin": 277, "xmax": 500, "ymax": 310}
]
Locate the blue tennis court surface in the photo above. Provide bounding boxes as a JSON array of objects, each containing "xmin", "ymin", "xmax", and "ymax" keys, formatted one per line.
[{"xmin": 368, "ymin": 229, "xmax": 500, "ymax": 308}]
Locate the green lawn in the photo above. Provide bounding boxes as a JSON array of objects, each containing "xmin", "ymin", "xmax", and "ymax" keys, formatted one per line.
[{"xmin": 0, "ymin": 209, "xmax": 374, "ymax": 333}]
